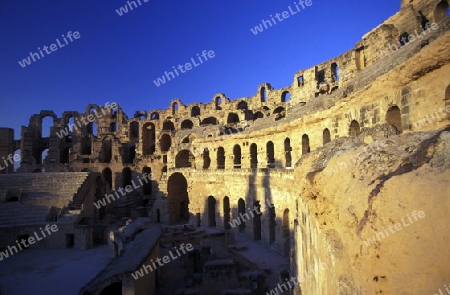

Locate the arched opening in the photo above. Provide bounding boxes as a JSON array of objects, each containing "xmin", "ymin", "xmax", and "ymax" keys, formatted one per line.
[
  {"xmin": 217, "ymin": 147, "xmax": 225, "ymax": 169},
  {"xmin": 102, "ymin": 168, "xmax": 112, "ymax": 189},
  {"xmin": 320, "ymin": 129, "xmax": 330, "ymax": 147},
  {"xmin": 150, "ymin": 112, "xmax": 159, "ymax": 120},
  {"xmin": 268, "ymin": 204, "xmax": 276, "ymax": 244},
  {"xmin": 172, "ymin": 102, "xmax": 179, "ymax": 115},
  {"xmin": 253, "ymin": 201, "xmax": 261, "ymax": 240},
  {"xmin": 283, "ymin": 209, "xmax": 290, "ymax": 257},
  {"xmin": 434, "ymin": 0, "xmax": 449, "ymax": 23},
  {"xmin": 253, "ymin": 111, "xmax": 264, "ymax": 120},
  {"xmin": 100, "ymin": 139, "xmax": 112, "ymax": 163},
  {"xmin": 129, "ymin": 121, "xmax": 139, "ymax": 141},
  {"xmin": 122, "ymin": 167, "xmax": 132, "ymax": 187},
  {"xmin": 191, "ymin": 106, "xmax": 200, "ymax": 117},
  {"xmin": 143, "ymin": 167, "xmax": 152, "ymax": 195},
  {"xmin": 261, "ymin": 87, "xmax": 267, "ymax": 102},
  {"xmin": 200, "ymin": 117, "xmax": 218, "ymax": 126},
  {"xmin": 223, "ymin": 196, "xmax": 231, "ymax": 230},
  {"xmin": 349, "ymin": 120, "xmax": 361, "ymax": 137},
  {"xmin": 250, "ymin": 143, "xmax": 258, "ymax": 168},
  {"xmin": 233, "ymin": 145, "xmax": 241, "ymax": 169},
  {"xmin": 238, "ymin": 198, "xmax": 246, "ymax": 233},
  {"xmin": 167, "ymin": 172, "xmax": 189, "ymax": 224},
  {"xmin": 122, "ymin": 143, "xmax": 136, "ymax": 164},
  {"xmin": 302, "ymin": 134, "xmax": 310, "ymax": 155},
  {"xmin": 284, "ymin": 138, "xmax": 292, "ymax": 168},
  {"xmin": 331, "ymin": 62, "xmax": 340, "ymax": 82},
  {"xmin": 66, "ymin": 115, "xmax": 75, "ymax": 132},
  {"xmin": 81, "ymin": 137, "xmax": 92, "ymax": 155},
  {"xmin": 273, "ymin": 107, "xmax": 285, "ymax": 114},
  {"xmin": 215, "ymin": 96, "xmax": 222, "ymax": 110},
  {"xmin": 297, "ymin": 75, "xmax": 304, "ymax": 87},
  {"xmin": 227, "ymin": 113, "xmax": 240, "ymax": 124},
  {"xmin": 41, "ymin": 116, "xmax": 53, "ymax": 138},
  {"xmin": 142, "ymin": 123, "xmax": 156, "ymax": 155},
  {"xmin": 266, "ymin": 141, "xmax": 275, "ymax": 168},
  {"xmin": 175, "ymin": 150, "xmax": 195, "ymax": 168},
  {"xmin": 386, "ymin": 105, "xmax": 402, "ymax": 133},
  {"xmin": 60, "ymin": 147, "xmax": 70, "ymax": 164},
  {"xmin": 100, "ymin": 282, "xmax": 122, "ymax": 295},
  {"xmin": 162, "ymin": 121, "xmax": 175, "ymax": 131},
  {"xmin": 87, "ymin": 122, "xmax": 98, "ymax": 137},
  {"xmin": 202, "ymin": 148, "xmax": 210, "ymax": 169},
  {"xmin": 109, "ymin": 122, "xmax": 118, "ymax": 132},
  {"xmin": 181, "ymin": 120, "xmax": 193, "ymax": 129},
  {"xmin": 237, "ymin": 101, "xmax": 248, "ymax": 110},
  {"xmin": 207, "ymin": 196, "xmax": 217, "ymax": 227},
  {"xmin": 399, "ymin": 32, "xmax": 410, "ymax": 46},
  {"xmin": 281, "ymin": 91, "xmax": 291, "ymax": 102},
  {"xmin": 160, "ymin": 134, "xmax": 172, "ymax": 152}
]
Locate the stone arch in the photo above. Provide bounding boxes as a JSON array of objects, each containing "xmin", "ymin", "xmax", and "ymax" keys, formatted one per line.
[
  {"xmin": 237, "ymin": 101, "xmax": 248, "ymax": 110},
  {"xmin": 281, "ymin": 91, "xmax": 291, "ymax": 102},
  {"xmin": 233, "ymin": 145, "xmax": 241, "ymax": 168},
  {"xmin": 284, "ymin": 138, "xmax": 292, "ymax": 168},
  {"xmin": 323, "ymin": 128, "xmax": 331, "ymax": 145},
  {"xmin": 260, "ymin": 87, "xmax": 268, "ymax": 102},
  {"xmin": 191, "ymin": 106, "xmax": 200, "ymax": 117},
  {"xmin": 207, "ymin": 196, "xmax": 217, "ymax": 227},
  {"xmin": 162, "ymin": 120, "xmax": 175, "ymax": 131},
  {"xmin": 434, "ymin": 0, "xmax": 449, "ymax": 23},
  {"xmin": 100, "ymin": 138, "xmax": 112, "ymax": 163},
  {"xmin": 181, "ymin": 119, "xmax": 193, "ymax": 129},
  {"xmin": 150, "ymin": 112, "xmax": 159, "ymax": 120},
  {"xmin": 302, "ymin": 134, "xmax": 310, "ymax": 155},
  {"xmin": 386, "ymin": 105, "xmax": 402, "ymax": 132},
  {"xmin": 223, "ymin": 196, "xmax": 231, "ymax": 230},
  {"xmin": 142, "ymin": 167, "xmax": 152, "ymax": 195},
  {"xmin": 238, "ymin": 198, "xmax": 246, "ymax": 233},
  {"xmin": 331, "ymin": 62, "xmax": 340, "ymax": 82},
  {"xmin": 227, "ymin": 112, "xmax": 240, "ymax": 124},
  {"xmin": 349, "ymin": 120, "xmax": 361, "ymax": 137},
  {"xmin": 250, "ymin": 143, "xmax": 258, "ymax": 168},
  {"xmin": 253, "ymin": 111, "xmax": 264, "ymax": 120},
  {"xmin": 39, "ymin": 113, "xmax": 57, "ymax": 138},
  {"xmin": 283, "ymin": 209, "xmax": 290, "ymax": 257},
  {"xmin": 122, "ymin": 167, "xmax": 132, "ymax": 187},
  {"xmin": 217, "ymin": 147, "xmax": 225, "ymax": 169},
  {"xmin": 172, "ymin": 102, "xmax": 179, "ymax": 115},
  {"xmin": 200, "ymin": 117, "xmax": 219, "ymax": 126},
  {"xmin": 129, "ymin": 121, "xmax": 139, "ymax": 141},
  {"xmin": 266, "ymin": 141, "xmax": 275, "ymax": 168},
  {"xmin": 175, "ymin": 150, "xmax": 195, "ymax": 168},
  {"xmin": 102, "ymin": 168, "xmax": 112, "ymax": 189},
  {"xmin": 167, "ymin": 172, "xmax": 189, "ymax": 224},
  {"xmin": 203, "ymin": 148, "xmax": 211, "ymax": 169},
  {"xmin": 142, "ymin": 122, "xmax": 156, "ymax": 155},
  {"xmin": 160, "ymin": 134, "xmax": 171, "ymax": 152}
]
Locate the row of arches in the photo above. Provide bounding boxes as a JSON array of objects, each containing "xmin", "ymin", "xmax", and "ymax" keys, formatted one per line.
[{"xmin": 100, "ymin": 167, "xmax": 152, "ymax": 194}]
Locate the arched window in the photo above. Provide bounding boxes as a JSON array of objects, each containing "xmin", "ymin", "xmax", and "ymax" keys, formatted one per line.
[
  {"xmin": 129, "ymin": 121, "xmax": 139, "ymax": 141},
  {"xmin": 217, "ymin": 147, "xmax": 225, "ymax": 169},
  {"xmin": 386, "ymin": 106, "xmax": 402, "ymax": 133},
  {"xmin": 284, "ymin": 138, "xmax": 292, "ymax": 168},
  {"xmin": 331, "ymin": 63, "xmax": 340, "ymax": 82},
  {"xmin": 150, "ymin": 112, "xmax": 159, "ymax": 120},
  {"xmin": 323, "ymin": 129, "xmax": 331, "ymax": 145},
  {"xmin": 266, "ymin": 141, "xmax": 275, "ymax": 168},
  {"xmin": 191, "ymin": 106, "xmax": 200, "ymax": 117},
  {"xmin": 172, "ymin": 102, "xmax": 179, "ymax": 115},
  {"xmin": 122, "ymin": 167, "xmax": 132, "ymax": 187},
  {"xmin": 302, "ymin": 134, "xmax": 310, "ymax": 155},
  {"xmin": 349, "ymin": 120, "xmax": 361, "ymax": 137},
  {"xmin": 162, "ymin": 121, "xmax": 175, "ymax": 131},
  {"xmin": 181, "ymin": 120, "xmax": 193, "ymax": 129},
  {"xmin": 233, "ymin": 145, "xmax": 241, "ymax": 169},
  {"xmin": 434, "ymin": 1, "xmax": 449, "ymax": 23},
  {"xmin": 261, "ymin": 87, "xmax": 267, "ymax": 102},
  {"xmin": 203, "ymin": 148, "xmax": 210, "ymax": 169},
  {"xmin": 250, "ymin": 143, "xmax": 258, "ymax": 168},
  {"xmin": 227, "ymin": 113, "xmax": 240, "ymax": 124},
  {"xmin": 142, "ymin": 123, "xmax": 155, "ymax": 155},
  {"xmin": 160, "ymin": 134, "xmax": 172, "ymax": 152},
  {"xmin": 281, "ymin": 91, "xmax": 291, "ymax": 102}
]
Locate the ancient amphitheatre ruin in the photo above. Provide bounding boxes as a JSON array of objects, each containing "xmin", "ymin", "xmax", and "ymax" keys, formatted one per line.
[{"xmin": 0, "ymin": 0, "xmax": 449, "ymax": 294}]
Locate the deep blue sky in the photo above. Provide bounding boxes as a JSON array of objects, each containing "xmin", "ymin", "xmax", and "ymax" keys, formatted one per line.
[{"xmin": 0, "ymin": 0, "xmax": 400, "ymax": 139}]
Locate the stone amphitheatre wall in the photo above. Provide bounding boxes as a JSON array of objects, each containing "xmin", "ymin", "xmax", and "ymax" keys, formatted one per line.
[{"xmin": 0, "ymin": 1, "xmax": 449, "ymax": 294}]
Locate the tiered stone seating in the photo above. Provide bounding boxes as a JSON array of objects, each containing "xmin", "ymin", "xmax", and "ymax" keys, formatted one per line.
[{"xmin": 0, "ymin": 172, "xmax": 90, "ymax": 227}]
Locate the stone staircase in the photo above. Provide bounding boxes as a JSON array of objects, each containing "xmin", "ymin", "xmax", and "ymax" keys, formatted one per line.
[{"xmin": 0, "ymin": 172, "xmax": 90, "ymax": 227}]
